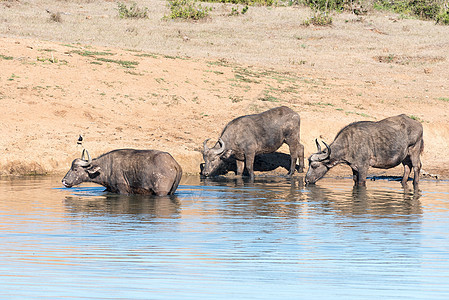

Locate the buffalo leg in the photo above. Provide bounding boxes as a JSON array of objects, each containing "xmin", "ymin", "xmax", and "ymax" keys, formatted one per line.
[
  {"xmin": 236, "ymin": 160, "xmax": 245, "ymax": 176},
  {"xmin": 412, "ymin": 160, "xmax": 421, "ymax": 189},
  {"xmin": 409, "ymin": 148, "xmax": 422, "ymax": 189},
  {"xmin": 245, "ymin": 152, "xmax": 256, "ymax": 180},
  {"xmin": 298, "ymin": 143, "xmax": 305, "ymax": 172},
  {"xmin": 401, "ymin": 158, "xmax": 412, "ymax": 187},
  {"xmin": 287, "ymin": 151, "xmax": 297, "ymax": 177},
  {"xmin": 358, "ymin": 169, "xmax": 368, "ymax": 186},
  {"xmin": 352, "ymin": 168, "xmax": 367, "ymax": 187},
  {"xmin": 287, "ymin": 142, "xmax": 304, "ymax": 175},
  {"xmin": 403, "ymin": 141, "xmax": 422, "ymax": 189}
]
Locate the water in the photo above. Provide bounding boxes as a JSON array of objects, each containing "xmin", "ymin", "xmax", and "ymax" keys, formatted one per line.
[{"xmin": 0, "ymin": 175, "xmax": 448, "ymax": 299}]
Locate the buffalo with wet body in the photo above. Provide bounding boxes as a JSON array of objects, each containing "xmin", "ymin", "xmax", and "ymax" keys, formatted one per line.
[{"xmin": 62, "ymin": 148, "xmax": 182, "ymax": 196}]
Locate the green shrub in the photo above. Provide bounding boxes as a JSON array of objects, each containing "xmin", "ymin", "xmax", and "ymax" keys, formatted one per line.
[
  {"xmin": 117, "ymin": 2, "xmax": 149, "ymax": 19},
  {"xmin": 373, "ymin": 0, "xmax": 449, "ymax": 24},
  {"xmin": 373, "ymin": 0, "xmax": 410, "ymax": 14},
  {"xmin": 436, "ymin": 9, "xmax": 449, "ymax": 24},
  {"xmin": 230, "ymin": 5, "xmax": 249, "ymax": 15},
  {"xmin": 166, "ymin": 0, "xmax": 211, "ymax": 20},
  {"xmin": 301, "ymin": 0, "xmax": 346, "ymax": 11},
  {"xmin": 0, "ymin": 54, "xmax": 14, "ymax": 60},
  {"xmin": 303, "ymin": 10, "xmax": 333, "ymax": 26},
  {"xmin": 203, "ymin": 0, "xmax": 276, "ymax": 5},
  {"xmin": 410, "ymin": 0, "xmax": 440, "ymax": 19}
]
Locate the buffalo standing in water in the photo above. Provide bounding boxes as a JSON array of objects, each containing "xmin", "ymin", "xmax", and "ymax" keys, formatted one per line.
[
  {"xmin": 305, "ymin": 114, "xmax": 424, "ymax": 189},
  {"xmin": 62, "ymin": 149, "xmax": 182, "ymax": 196},
  {"xmin": 202, "ymin": 106, "xmax": 305, "ymax": 180}
]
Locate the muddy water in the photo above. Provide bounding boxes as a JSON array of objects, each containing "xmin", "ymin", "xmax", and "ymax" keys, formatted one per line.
[{"xmin": 0, "ymin": 175, "xmax": 448, "ymax": 299}]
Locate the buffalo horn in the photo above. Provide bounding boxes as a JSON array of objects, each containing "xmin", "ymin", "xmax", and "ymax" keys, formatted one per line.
[
  {"xmin": 78, "ymin": 149, "xmax": 92, "ymax": 167},
  {"xmin": 214, "ymin": 138, "xmax": 226, "ymax": 155},
  {"xmin": 323, "ymin": 141, "xmax": 331, "ymax": 158},
  {"xmin": 313, "ymin": 139, "xmax": 331, "ymax": 161},
  {"xmin": 315, "ymin": 139, "xmax": 322, "ymax": 152},
  {"xmin": 203, "ymin": 139, "xmax": 211, "ymax": 153}
]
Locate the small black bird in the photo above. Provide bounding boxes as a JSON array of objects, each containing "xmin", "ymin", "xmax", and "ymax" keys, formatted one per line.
[{"xmin": 77, "ymin": 135, "xmax": 83, "ymax": 145}]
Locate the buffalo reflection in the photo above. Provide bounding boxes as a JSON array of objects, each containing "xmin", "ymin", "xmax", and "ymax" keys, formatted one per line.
[
  {"xmin": 199, "ymin": 176, "xmax": 306, "ymax": 219},
  {"xmin": 306, "ymin": 184, "xmax": 422, "ymax": 218},
  {"xmin": 64, "ymin": 194, "xmax": 181, "ymax": 218}
]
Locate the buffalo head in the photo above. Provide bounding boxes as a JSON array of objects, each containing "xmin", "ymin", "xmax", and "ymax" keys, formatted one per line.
[
  {"xmin": 201, "ymin": 138, "xmax": 231, "ymax": 177},
  {"xmin": 62, "ymin": 149, "xmax": 100, "ymax": 188},
  {"xmin": 305, "ymin": 139, "xmax": 331, "ymax": 184}
]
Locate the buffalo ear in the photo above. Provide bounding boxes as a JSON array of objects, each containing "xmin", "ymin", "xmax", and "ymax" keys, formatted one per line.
[
  {"xmin": 87, "ymin": 165, "xmax": 101, "ymax": 175},
  {"xmin": 221, "ymin": 149, "xmax": 233, "ymax": 159}
]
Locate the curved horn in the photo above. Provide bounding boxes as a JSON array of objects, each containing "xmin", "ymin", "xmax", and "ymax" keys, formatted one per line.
[
  {"xmin": 315, "ymin": 139, "xmax": 322, "ymax": 152},
  {"xmin": 311, "ymin": 140, "xmax": 331, "ymax": 162},
  {"xmin": 213, "ymin": 138, "xmax": 226, "ymax": 155},
  {"xmin": 323, "ymin": 141, "xmax": 331, "ymax": 158},
  {"xmin": 203, "ymin": 138, "xmax": 211, "ymax": 153},
  {"xmin": 78, "ymin": 149, "xmax": 92, "ymax": 167}
]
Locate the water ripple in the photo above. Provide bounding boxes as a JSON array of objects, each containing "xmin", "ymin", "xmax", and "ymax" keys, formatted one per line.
[{"xmin": 0, "ymin": 176, "xmax": 448, "ymax": 299}]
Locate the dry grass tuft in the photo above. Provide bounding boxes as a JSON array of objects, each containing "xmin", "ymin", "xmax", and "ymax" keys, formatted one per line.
[
  {"xmin": 1, "ymin": 0, "xmax": 448, "ymax": 70},
  {"xmin": 49, "ymin": 12, "xmax": 62, "ymax": 23},
  {"xmin": 375, "ymin": 54, "xmax": 446, "ymax": 65}
]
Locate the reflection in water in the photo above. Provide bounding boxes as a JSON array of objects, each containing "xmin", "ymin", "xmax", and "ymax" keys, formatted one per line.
[
  {"xmin": 199, "ymin": 176, "xmax": 306, "ymax": 219},
  {"xmin": 307, "ymin": 184, "xmax": 422, "ymax": 218},
  {"xmin": 0, "ymin": 176, "xmax": 448, "ymax": 299},
  {"xmin": 65, "ymin": 194, "xmax": 181, "ymax": 218}
]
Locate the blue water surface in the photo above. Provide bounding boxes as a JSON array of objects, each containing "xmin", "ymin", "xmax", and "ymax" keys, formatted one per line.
[{"xmin": 0, "ymin": 176, "xmax": 448, "ymax": 299}]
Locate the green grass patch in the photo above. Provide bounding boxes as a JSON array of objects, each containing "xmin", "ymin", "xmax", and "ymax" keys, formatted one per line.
[
  {"xmin": 61, "ymin": 44, "xmax": 77, "ymax": 48},
  {"xmin": 163, "ymin": 55, "xmax": 188, "ymax": 60},
  {"xmin": 305, "ymin": 101, "xmax": 335, "ymax": 107},
  {"xmin": 39, "ymin": 48, "xmax": 56, "ymax": 52},
  {"xmin": 303, "ymin": 11, "xmax": 333, "ymax": 26},
  {"xmin": 229, "ymin": 5, "xmax": 249, "ymax": 15},
  {"xmin": 71, "ymin": 50, "xmax": 115, "ymax": 57},
  {"xmin": 96, "ymin": 57, "xmax": 139, "ymax": 68},
  {"xmin": 436, "ymin": 9, "xmax": 449, "ymax": 24},
  {"xmin": 37, "ymin": 56, "xmax": 58, "ymax": 63},
  {"xmin": 204, "ymin": 0, "xmax": 275, "ymax": 5},
  {"xmin": 374, "ymin": 0, "xmax": 449, "ymax": 24},
  {"xmin": 0, "ymin": 54, "xmax": 13, "ymax": 60},
  {"xmin": 135, "ymin": 53, "xmax": 159, "ymax": 58},
  {"xmin": 117, "ymin": 2, "xmax": 149, "ymax": 19},
  {"xmin": 259, "ymin": 91, "xmax": 279, "ymax": 102},
  {"xmin": 125, "ymin": 70, "xmax": 144, "ymax": 76},
  {"xmin": 409, "ymin": 115, "xmax": 423, "ymax": 122},
  {"xmin": 207, "ymin": 59, "xmax": 232, "ymax": 67},
  {"xmin": 166, "ymin": 0, "xmax": 211, "ymax": 20},
  {"xmin": 8, "ymin": 73, "xmax": 19, "ymax": 81},
  {"xmin": 233, "ymin": 73, "xmax": 260, "ymax": 83},
  {"xmin": 343, "ymin": 110, "xmax": 374, "ymax": 118}
]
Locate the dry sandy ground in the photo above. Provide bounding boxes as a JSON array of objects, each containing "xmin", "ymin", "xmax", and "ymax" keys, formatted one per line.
[{"xmin": 0, "ymin": 1, "xmax": 448, "ymax": 181}]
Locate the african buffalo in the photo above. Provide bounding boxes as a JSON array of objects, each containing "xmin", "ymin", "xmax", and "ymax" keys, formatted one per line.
[
  {"xmin": 202, "ymin": 106, "xmax": 304, "ymax": 179},
  {"xmin": 62, "ymin": 149, "xmax": 182, "ymax": 196},
  {"xmin": 305, "ymin": 114, "xmax": 424, "ymax": 188}
]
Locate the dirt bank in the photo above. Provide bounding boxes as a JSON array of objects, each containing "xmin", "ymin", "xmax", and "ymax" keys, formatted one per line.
[{"xmin": 0, "ymin": 1, "xmax": 448, "ymax": 180}]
